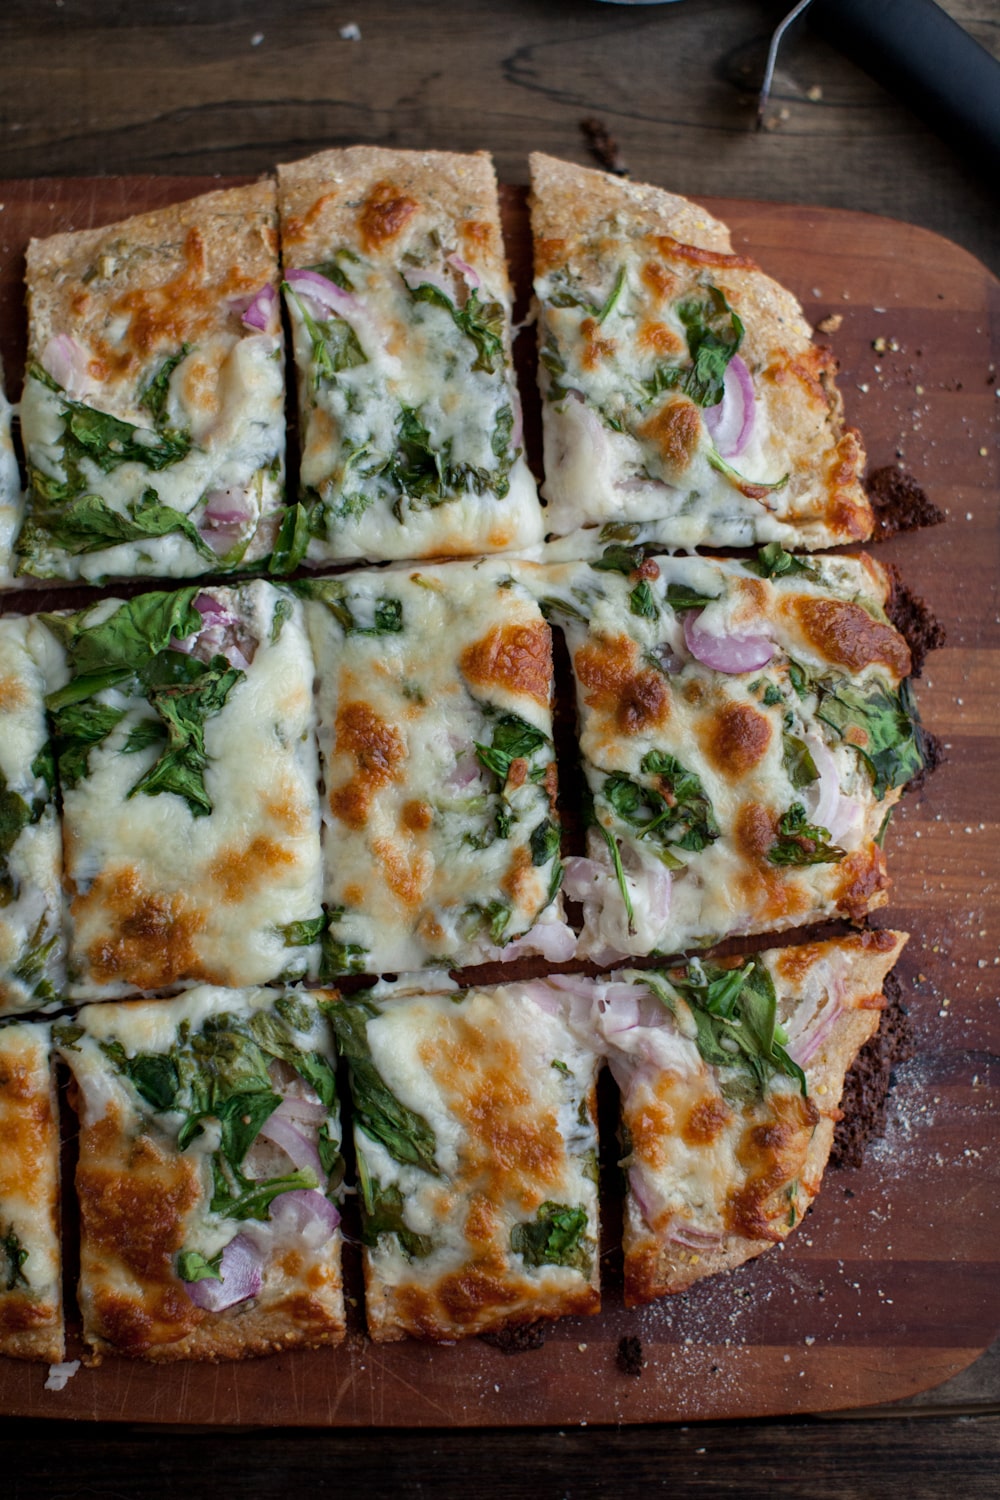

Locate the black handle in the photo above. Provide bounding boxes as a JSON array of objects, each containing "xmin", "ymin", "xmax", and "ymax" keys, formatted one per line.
[{"xmin": 809, "ymin": 0, "xmax": 1000, "ymax": 181}]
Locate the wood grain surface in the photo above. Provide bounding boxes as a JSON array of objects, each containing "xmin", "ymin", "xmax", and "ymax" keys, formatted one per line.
[{"xmin": 0, "ymin": 174, "xmax": 996, "ymax": 1429}]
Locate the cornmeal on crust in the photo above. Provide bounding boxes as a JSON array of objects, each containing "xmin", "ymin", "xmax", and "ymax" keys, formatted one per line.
[
  {"xmin": 0, "ymin": 1021, "xmax": 63, "ymax": 1362},
  {"xmin": 41, "ymin": 581, "xmax": 323, "ymax": 998},
  {"xmin": 532, "ymin": 548, "xmax": 922, "ymax": 961},
  {"xmin": 529, "ymin": 152, "xmax": 873, "ymax": 550},
  {"xmin": 590, "ymin": 930, "xmax": 907, "ymax": 1303},
  {"xmin": 277, "ymin": 146, "xmax": 542, "ymax": 565},
  {"xmin": 58, "ymin": 987, "xmax": 345, "ymax": 1362},
  {"xmin": 330, "ymin": 975, "xmax": 601, "ymax": 1342},
  {"xmin": 302, "ymin": 558, "xmax": 571, "ymax": 975},
  {"xmin": 0, "ymin": 616, "xmax": 66, "ymax": 1015},
  {"xmin": 19, "ymin": 181, "xmax": 287, "ymax": 583}
]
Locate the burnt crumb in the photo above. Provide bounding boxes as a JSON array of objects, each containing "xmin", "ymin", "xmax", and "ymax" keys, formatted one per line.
[
  {"xmin": 830, "ymin": 971, "xmax": 915, "ymax": 1169},
  {"xmin": 885, "ymin": 563, "xmax": 947, "ymax": 678},
  {"xmin": 866, "ymin": 466, "xmax": 945, "ymax": 540},
  {"xmin": 479, "ymin": 1322, "xmax": 547, "ymax": 1354},
  {"xmin": 617, "ymin": 1334, "xmax": 644, "ymax": 1376},
  {"xmin": 580, "ymin": 118, "xmax": 630, "ymax": 176}
]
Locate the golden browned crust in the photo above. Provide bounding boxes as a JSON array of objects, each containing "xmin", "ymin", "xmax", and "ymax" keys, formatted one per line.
[
  {"xmin": 277, "ymin": 146, "xmax": 509, "ymax": 296},
  {"xmin": 26, "ymin": 179, "xmax": 278, "ymax": 407},
  {"xmin": 623, "ymin": 931, "xmax": 908, "ymax": 1304},
  {"xmin": 366, "ymin": 1272, "xmax": 600, "ymax": 1345}
]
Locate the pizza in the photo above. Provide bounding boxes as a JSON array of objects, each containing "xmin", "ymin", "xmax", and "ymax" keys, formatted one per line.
[
  {"xmin": 0, "ymin": 365, "xmax": 22, "ymax": 587},
  {"xmin": 56, "ymin": 985, "xmax": 345, "ymax": 1361},
  {"xmin": 329, "ymin": 974, "xmax": 601, "ymax": 1342},
  {"xmin": 531, "ymin": 546, "xmax": 922, "ymax": 961},
  {"xmin": 578, "ymin": 929, "xmax": 907, "ymax": 1303},
  {"xmin": 276, "ymin": 146, "xmax": 543, "ymax": 566},
  {"xmin": 301, "ymin": 558, "xmax": 572, "ymax": 975},
  {"xmin": 0, "ymin": 615, "xmax": 66, "ymax": 1014},
  {"xmin": 529, "ymin": 152, "xmax": 873, "ymax": 551},
  {"xmin": 17, "ymin": 181, "xmax": 287, "ymax": 584},
  {"xmin": 0, "ymin": 1021, "xmax": 63, "ymax": 1361},
  {"xmin": 40, "ymin": 581, "xmax": 324, "ymax": 998}
]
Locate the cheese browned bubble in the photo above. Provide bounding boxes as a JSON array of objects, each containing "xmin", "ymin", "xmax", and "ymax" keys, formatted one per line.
[
  {"xmin": 42, "ymin": 581, "xmax": 324, "ymax": 998},
  {"xmin": 18, "ymin": 181, "xmax": 286, "ymax": 584},
  {"xmin": 527, "ymin": 549, "xmax": 921, "ymax": 960},
  {"xmin": 332, "ymin": 975, "xmax": 601, "ymax": 1342},
  {"xmin": 58, "ymin": 986, "xmax": 345, "ymax": 1362},
  {"xmin": 587, "ymin": 931, "xmax": 907, "ymax": 1302},
  {"xmin": 529, "ymin": 152, "xmax": 873, "ymax": 551},
  {"xmin": 0, "ymin": 616, "xmax": 66, "ymax": 1014},
  {"xmin": 277, "ymin": 146, "xmax": 543, "ymax": 564},
  {"xmin": 304, "ymin": 558, "xmax": 571, "ymax": 975},
  {"xmin": 0, "ymin": 1021, "xmax": 63, "ymax": 1362}
]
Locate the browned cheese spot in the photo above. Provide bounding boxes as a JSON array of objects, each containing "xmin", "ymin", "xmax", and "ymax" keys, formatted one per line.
[
  {"xmin": 501, "ymin": 843, "xmax": 536, "ymax": 907},
  {"xmin": 77, "ymin": 869, "xmax": 207, "ymax": 989},
  {"xmin": 578, "ymin": 315, "xmax": 617, "ymax": 372},
  {"xmin": 704, "ymin": 702, "xmax": 772, "ymax": 778},
  {"xmin": 724, "ymin": 1091, "xmax": 820, "ymax": 1244},
  {"xmin": 0, "ymin": 1050, "xmax": 52, "ymax": 1208},
  {"xmin": 628, "ymin": 1093, "xmax": 675, "ymax": 1172},
  {"xmin": 0, "ymin": 674, "xmax": 27, "ymax": 712},
  {"xmin": 460, "ymin": 619, "xmax": 552, "ymax": 707},
  {"xmin": 835, "ymin": 845, "xmax": 891, "ymax": 921},
  {"xmin": 460, "ymin": 220, "xmax": 494, "ymax": 256},
  {"xmin": 535, "ymin": 238, "xmax": 568, "ymax": 276},
  {"xmin": 640, "ymin": 261, "xmax": 678, "ymax": 300},
  {"xmin": 653, "ymin": 235, "xmax": 757, "ymax": 272},
  {"xmin": 637, "ymin": 397, "xmax": 702, "ymax": 475},
  {"xmin": 791, "ymin": 596, "xmax": 911, "ymax": 679},
  {"xmin": 733, "ymin": 803, "xmax": 811, "ymax": 924},
  {"xmin": 682, "ymin": 1095, "xmax": 732, "ymax": 1147},
  {"xmin": 210, "ymin": 836, "xmax": 295, "ymax": 904},
  {"xmin": 358, "ymin": 180, "xmax": 420, "ymax": 250},
  {"xmin": 329, "ymin": 701, "xmax": 405, "ymax": 830},
  {"xmin": 371, "ymin": 838, "xmax": 431, "ymax": 910},
  {"xmin": 575, "ymin": 633, "xmax": 670, "ymax": 736},
  {"xmin": 401, "ymin": 799, "xmax": 434, "ymax": 833},
  {"xmin": 637, "ymin": 319, "xmax": 683, "ymax": 358}
]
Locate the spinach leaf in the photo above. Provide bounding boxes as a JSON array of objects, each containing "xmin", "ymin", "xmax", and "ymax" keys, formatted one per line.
[
  {"xmin": 50, "ymin": 700, "xmax": 126, "ymax": 787},
  {"xmin": 462, "ymin": 899, "xmax": 512, "ymax": 947},
  {"xmin": 629, "ymin": 580, "xmax": 658, "ymax": 618},
  {"xmin": 748, "ymin": 543, "xmax": 816, "ymax": 581},
  {"xmin": 318, "ymin": 1123, "xmax": 345, "ymax": 1189},
  {"xmin": 1, "ymin": 1225, "xmax": 29, "ymax": 1292},
  {"xmin": 781, "ymin": 733, "xmax": 819, "ymax": 791},
  {"xmin": 278, "ymin": 916, "xmax": 327, "ymax": 948},
  {"xmin": 665, "ymin": 582, "xmax": 720, "ymax": 611},
  {"xmin": 246, "ymin": 1008, "xmax": 339, "ymax": 1111},
  {"xmin": 596, "ymin": 265, "xmax": 627, "ymax": 324},
  {"xmin": 269, "ymin": 502, "xmax": 312, "ymax": 576},
  {"xmin": 356, "ymin": 1153, "xmax": 433, "ymax": 1259},
  {"xmin": 29, "ymin": 744, "xmax": 56, "ymax": 795},
  {"xmin": 0, "ymin": 772, "xmax": 42, "ymax": 864},
  {"xmin": 656, "ymin": 960, "xmax": 807, "ymax": 1097},
  {"xmin": 676, "ymin": 285, "xmax": 744, "ymax": 408},
  {"xmin": 590, "ymin": 543, "xmax": 647, "ymax": 576},
  {"xmin": 591, "ymin": 816, "xmax": 634, "ymax": 935},
  {"xmin": 326, "ymin": 1000, "xmax": 439, "ymax": 1175},
  {"xmin": 99, "ymin": 1040, "xmax": 181, "ymax": 1113},
  {"xmin": 474, "ymin": 713, "xmax": 549, "ymax": 784},
  {"xmin": 815, "ymin": 679, "xmax": 924, "ymax": 800},
  {"xmin": 20, "ymin": 488, "xmax": 216, "ymax": 567},
  {"xmin": 137, "ymin": 345, "xmax": 191, "ymax": 430},
  {"xmin": 767, "ymin": 803, "xmax": 845, "ymax": 866},
  {"xmin": 209, "ymin": 1161, "xmax": 319, "ymax": 1222},
  {"xmin": 123, "ymin": 719, "xmax": 166, "ymax": 755},
  {"xmin": 44, "ymin": 588, "xmax": 202, "ymax": 710},
  {"xmin": 11, "ymin": 928, "xmax": 60, "ymax": 1005},
  {"xmin": 176, "ymin": 1247, "xmax": 223, "ymax": 1283},
  {"xmin": 284, "ymin": 286, "xmax": 367, "ymax": 388},
  {"xmin": 529, "ymin": 818, "xmax": 561, "ymax": 867},
  {"xmin": 600, "ymin": 751, "xmax": 718, "ymax": 859},
  {"xmin": 706, "ymin": 448, "xmax": 789, "ymax": 495},
  {"xmin": 409, "ymin": 282, "xmax": 506, "ymax": 374},
  {"xmin": 294, "ymin": 578, "xmax": 405, "ymax": 637},
  {"xmin": 510, "ymin": 1202, "xmax": 592, "ymax": 1272},
  {"xmin": 126, "ymin": 656, "xmax": 244, "ymax": 819}
]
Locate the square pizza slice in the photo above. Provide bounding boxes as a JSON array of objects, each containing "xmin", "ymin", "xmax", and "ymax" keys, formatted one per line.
[
  {"xmin": 533, "ymin": 547, "xmax": 923, "ymax": 961},
  {"xmin": 302, "ymin": 559, "xmax": 572, "ymax": 976},
  {"xmin": 329, "ymin": 975, "xmax": 601, "ymax": 1342},
  {"xmin": 0, "ymin": 615, "xmax": 66, "ymax": 1014},
  {"xmin": 586, "ymin": 930, "xmax": 907, "ymax": 1303},
  {"xmin": 18, "ymin": 181, "xmax": 287, "ymax": 584},
  {"xmin": 0, "ymin": 360, "xmax": 23, "ymax": 586},
  {"xmin": 41, "ymin": 581, "xmax": 324, "ymax": 998},
  {"xmin": 57, "ymin": 985, "xmax": 345, "ymax": 1362},
  {"xmin": 0, "ymin": 1021, "xmax": 63, "ymax": 1362},
  {"xmin": 529, "ymin": 152, "xmax": 873, "ymax": 551},
  {"xmin": 277, "ymin": 146, "xmax": 542, "ymax": 565}
]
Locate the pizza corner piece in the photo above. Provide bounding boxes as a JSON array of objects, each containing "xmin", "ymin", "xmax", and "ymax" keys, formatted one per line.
[
  {"xmin": 329, "ymin": 974, "xmax": 601, "ymax": 1343},
  {"xmin": 592, "ymin": 929, "xmax": 908, "ymax": 1304},
  {"xmin": 39, "ymin": 580, "xmax": 325, "ymax": 999},
  {"xmin": 0, "ymin": 1020, "xmax": 64, "ymax": 1362},
  {"xmin": 276, "ymin": 145, "xmax": 543, "ymax": 567},
  {"xmin": 528, "ymin": 152, "xmax": 872, "ymax": 551},
  {"xmin": 301, "ymin": 558, "xmax": 572, "ymax": 977},
  {"xmin": 17, "ymin": 179, "xmax": 288, "ymax": 586},
  {"xmin": 0, "ymin": 615, "xmax": 66, "ymax": 1016},
  {"xmin": 530, "ymin": 547, "xmax": 924, "ymax": 962},
  {"xmin": 56, "ymin": 985, "xmax": 345, "ymax": 1362}
]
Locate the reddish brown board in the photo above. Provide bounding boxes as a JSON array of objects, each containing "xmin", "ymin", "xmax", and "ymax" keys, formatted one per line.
[{"xmin": 0, "ymin": 178, "xmax": 997, "ymax": 1426}]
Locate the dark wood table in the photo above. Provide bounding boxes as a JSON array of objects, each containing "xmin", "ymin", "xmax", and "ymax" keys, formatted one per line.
[{"xmin": 2, "ymin": 1, "xmax": 998, "ymax": 1492}]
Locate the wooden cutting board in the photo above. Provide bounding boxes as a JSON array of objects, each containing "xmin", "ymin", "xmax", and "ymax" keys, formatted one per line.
[{"xmin": 0, "ymin": 178, "xmax": 997, "ymax": 1426}]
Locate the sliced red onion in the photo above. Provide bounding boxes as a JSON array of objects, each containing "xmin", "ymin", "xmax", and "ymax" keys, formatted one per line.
[
  {"xmin": 510, "ymin": 396, "xmax": 524, "ymax": 451},
  {"xmin": 646, "ymin": 641, "xmax": 685, "ymax": 675},
  {"xmin": 275, "ymin": 1094, "xmax": 328, "ymax": 1126},
  {"xmin": 803, "ymin": 734, "xmax": 841, "ymax": 830},
  {"xmin": 401, "ymin": 264, "xmax": 455, "ymax": 300},
  {"xmin": 668, "ymin": 1221, "xmax": 724, "ymax": 1250},
  {"xmin": 40, "ymin": 335, "xmax": 93, "ymax": 400},
  {"xmin": 185, "ymin": 1235, "xmax": 263, "ymax": 1312},
  {"xmin": 448, "ymin": 746, "xmax": 482, "ymax": 790},
  {"xmin": 501, "ymin": 920, "xmax": 577, "ymax": 964},
  {"xmin": 627, "ymin": 1165, "xmax": 658, "ymax": 1229},
  {"xmin": 703, "ymin": 355, "xmax": 755, "ymax": 458},
  {"xmin": 446, "ymin": 252, "xmax": 481, "ymax": 289},
  {"xmin": 193, "ymin": 591, "xmax": 237, "ymax": 628},
  {"xmin": 242, "ymin": 283, "xmax": 277, "ymax": 332},
  {"xmin": 825, "ymin": 794, "xmax": 864, "ymax": 847},
  {"xmin": 518, "ymin": 980, "xmax": 567, "ymax": 1016},
  {"xmin": 683, "ymin": 609, "xmax": 774, "ymax": 674},
  {"xmin": 788, "ymin": 1001, "xmax": 843, "ymax": 1067},
  {"xmin": 285, "ymin": 267, "xmax": 360, "ymax": 315},
  {"xmin": 562, "ymin": 856, "xmax": 606, "ymax": 901},
  {"xmin": 266, "ymin": 1189, "xmax": 341, "ymax": 1250},
  {"xmin": 202, "ymin": 489, "xmax": 253, "ymax": 528},
  {"xmin": 257, "ymin": 1112, "xmax": 323, "ymax": 1177}
]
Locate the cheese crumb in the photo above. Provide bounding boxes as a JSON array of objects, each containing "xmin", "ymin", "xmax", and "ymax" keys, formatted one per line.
[
  {"xmin": 339, "ymin": 22, "xmax": 361, "ymax": 40},
  {"xmin": 45, "ymin": 1361, "xmax": 81, "ymax": 1392}
]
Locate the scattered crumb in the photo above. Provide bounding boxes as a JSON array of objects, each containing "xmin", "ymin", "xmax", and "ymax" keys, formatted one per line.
[
  {"xmin": 479, "ymin": 1322, "xmax": 547, "ymax": 1354},
  {"xmin": 816, "ymin": 313, "xmax": 843, "ymax": 334},
  {"xmin": 250, "ymin": 32, "xmax": 263, "ymax": 46},
  {"xmin": 617, "ymin": 1335, "xmax": 644, "ymax": 1377},
  {"xmin": 807, "ymin": 85, "xmax": 823, "ymax": 101},
  {"xmin": 580, "ymin": 118, "xmax": 629, "ymax": 177},
  {"xmin": 44, "ymin": 1361, "xmax": 81, "ymax": 1392},
  {"xmin": 339, "ymin": 22, "xmax": 361, "ymax": 41}
]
